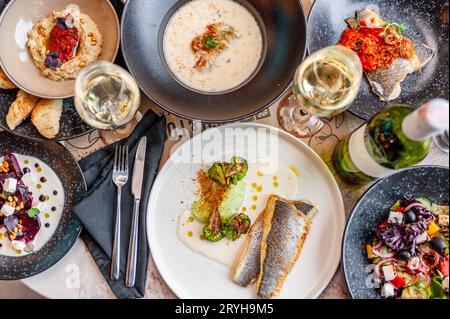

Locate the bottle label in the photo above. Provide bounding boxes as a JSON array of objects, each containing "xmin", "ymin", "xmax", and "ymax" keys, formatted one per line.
[{"xmin": 348, "ymin": 125, "xmax": 396, "ymax": 178}]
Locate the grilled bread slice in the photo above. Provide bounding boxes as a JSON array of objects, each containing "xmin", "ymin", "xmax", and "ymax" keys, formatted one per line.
[
  {"xmin": 6, "ymin": 90, "xmax": 40, "ymax": 130},
  {"xmin": 31, "ymin": 99, "xmax": 63, "ymax": 139}
]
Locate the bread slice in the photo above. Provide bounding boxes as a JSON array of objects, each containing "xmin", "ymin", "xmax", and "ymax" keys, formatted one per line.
[
  {"xmin": 6, "ymin": 90, "xmax": 40, "ymax": 130},
  {"xmin": 0, "ymin": 67, "xmax": 16, "ymax": 89},
  {"xmin": 31, "ymin": 99, "xmax": 63, "ymax": 139}
]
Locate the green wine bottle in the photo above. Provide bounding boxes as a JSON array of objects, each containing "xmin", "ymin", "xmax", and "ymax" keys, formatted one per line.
[{"xmin": 333, "ymin": 99, "xmax": 449, "ymax": 184}]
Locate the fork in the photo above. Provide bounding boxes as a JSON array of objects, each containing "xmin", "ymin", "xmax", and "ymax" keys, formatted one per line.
[{"xmin": 111, "ymin": 144, "xmax": 129, "ymax": 280}]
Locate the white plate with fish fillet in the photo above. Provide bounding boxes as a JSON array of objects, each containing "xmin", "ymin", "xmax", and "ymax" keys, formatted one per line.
[{"xmin": 147, "ymin": 124, "xmax": 345, "ymax": 299}]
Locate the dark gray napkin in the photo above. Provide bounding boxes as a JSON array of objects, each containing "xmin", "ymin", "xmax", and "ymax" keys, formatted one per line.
[{"xmin": 73, "ymin": 110, "xmax": 167, "ymax": 299}]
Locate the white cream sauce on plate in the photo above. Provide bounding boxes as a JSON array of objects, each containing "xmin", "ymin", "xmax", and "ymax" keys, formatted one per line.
[
  {"xmin": 163, "ymin": 0, "xmax": 263, "ymax": 93},
  {"xmin": 177, "ymin": 161, "xmax": 300, "ymax": 267},
  {"xmin": 0, "ymin": 154, "xmax": 65, "ymax": 257}
]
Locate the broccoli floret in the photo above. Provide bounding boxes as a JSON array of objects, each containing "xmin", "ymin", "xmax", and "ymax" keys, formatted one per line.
[
  {"xmin": 208, "ymin": 162, "xmax": 227, "ymax": 186},
  {"xmin": 223, "ymin": 213, "xmax": 251, "ymax": 241},
  {"xmin": 225, "ymin": 157, "xmax": 248, "ymax": 185},
  {"xmin": 202, "ymin": 209, "xmax": 224, "ymax": 242}
]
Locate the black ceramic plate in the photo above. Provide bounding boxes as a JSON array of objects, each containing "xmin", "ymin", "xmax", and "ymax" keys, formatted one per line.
[
  {"xmin": 308, "ymin": 0, "xmax": 449, "ymax": 120},
  {"xmin": 121, "ymin": 0, "xmax": 307, "ymax": 122},
  {"xmin": 0, "ymin": 132, "xmax": 86, "ymax": 280},
  {"xmin": 0, "ymin": 0, "xmax": 125, "ymax": 141},
  {"xmin": 342, "ymin": 166, "xmax": 449, "ymax": 299}
]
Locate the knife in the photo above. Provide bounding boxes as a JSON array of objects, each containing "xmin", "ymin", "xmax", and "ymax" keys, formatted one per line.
[{"xmin": 125, "ymin": 136, "xmax": 147, "ymax": 288}]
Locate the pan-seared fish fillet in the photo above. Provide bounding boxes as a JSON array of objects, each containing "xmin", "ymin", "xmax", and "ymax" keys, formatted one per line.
[
  {"xmin": 257, "ymin": 195, "xmax": 312, "ymax": 299},
  {"xmin": 0, "ymin": 67, "xmax": 16, "ymax": 89},
  {"xmin": 232, "ymin": 213, "xmax": 264, "ymax": 287},
  {"xmin": 6, "ymin": 90, "xmax": 40, "ymax": 130},
  {"xmin": 232, "ymin": 199, "xmax": 318, "ymax": 288},
  {"xmin": 346, "ymin": 8, "xmax": 435, "ymax": 101}
]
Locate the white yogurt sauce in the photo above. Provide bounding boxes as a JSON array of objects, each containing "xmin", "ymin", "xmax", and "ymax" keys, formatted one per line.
[
  {"xmin": 163, "ymin": 0, "xmax": 263, "ymax": 93},
  {"xmin": 0, "ymin": 154, "xmax": 65, "ymax": 257},
  {"xmin": 177, "ymin": 161, "xmax": 300, "ymax": 267}
]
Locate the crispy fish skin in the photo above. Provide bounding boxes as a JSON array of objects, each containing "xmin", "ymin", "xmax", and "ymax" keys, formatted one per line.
[
  {"xmin": 257, "ymin": 195, "xmax": 312, "ymax": 299},
  {"xmin": 232, "ymin": 213, "xmax": 264, "ymax": 287},
  {"xmin": 232, "ymin": 199, "xmax": 318, "ymax": 288},
  {"xmin": 348, "ymin": 8, "xmax": 435, "ymax": 101}
]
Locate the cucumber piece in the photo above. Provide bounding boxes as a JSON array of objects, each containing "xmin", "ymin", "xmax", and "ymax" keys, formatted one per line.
[
  {"xmin": 416, "ymin": 197, "xmax": 433, "ymax": 210},
  {"xmin": 192, "ymin": 198, "xmax": 211, "ymax": 224}
]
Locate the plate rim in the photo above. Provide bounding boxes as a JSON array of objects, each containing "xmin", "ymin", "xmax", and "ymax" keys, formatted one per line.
[
  {"xmin": 146, "ymin": 122, "xmax": 346, "ymax": 299},
  {"xmin": 0, "ymin": 131, "xmax": 87, "ymax": 280},
  {"xmin": 341, "ymin": 164, "xmax": 450, "ymax": 299},
  {"xmin": 0, "ymin": 118, "xmax": 95, "ymax": 142},
  {"xmin": 0, "ymin": 0, "xmax": 121, "ymax": 99},
  {"xmin": 121, "ymin": 0, "xmax": 308, "ymax": 123}
]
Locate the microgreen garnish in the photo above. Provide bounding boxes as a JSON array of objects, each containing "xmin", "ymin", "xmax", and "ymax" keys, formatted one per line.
[
  {"xmin": 27, "ymin": 208, "xmax": 40, "ymax": 218},
  {"xmin": 379, "ymin": 21, "xmax": 407, "ymax": 39},
  {"xmin": 379, "ymin": 21, "xmax": 407, "ymax": 56},
  {"xmin": 204, "ymin": 36, "xmax": 220, "ymax": 49}
]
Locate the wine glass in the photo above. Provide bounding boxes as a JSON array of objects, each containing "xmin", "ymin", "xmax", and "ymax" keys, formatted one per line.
[
  {"xmin": 74, "ymin": 61, "xmax": 141, "ymax": 142},
  {"xmin": 278, "ymin": 45, "xmax": 363, "ymax": 138}
]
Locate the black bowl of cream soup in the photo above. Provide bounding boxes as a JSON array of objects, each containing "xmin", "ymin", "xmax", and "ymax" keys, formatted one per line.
[{"xmin": 121, "ymin": 0, "xmax": 307, "ymax": 122}]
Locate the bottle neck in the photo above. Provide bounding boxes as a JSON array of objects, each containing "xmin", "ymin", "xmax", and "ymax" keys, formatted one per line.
[{"xmin": 402, "ymin": 111, "xmax": 434, "ymax": 142}]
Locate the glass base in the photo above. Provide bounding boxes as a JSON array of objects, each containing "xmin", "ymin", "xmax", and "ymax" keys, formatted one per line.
[{"xmin": 277, "ymin": 93, "xmax": 324, "ymax": 138}]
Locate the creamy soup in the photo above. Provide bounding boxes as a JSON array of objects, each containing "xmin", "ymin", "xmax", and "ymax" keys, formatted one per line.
[
  {"xmin": 177, "ymin": 160, "xmax": 300, "ymax": 267},
  {"xmin": 0, "ymin": 154, "xmax": 65, "ymax": 257},
  {"xmin": 163, "ymin": 0, "xmax": 264, "ymax": 93}
]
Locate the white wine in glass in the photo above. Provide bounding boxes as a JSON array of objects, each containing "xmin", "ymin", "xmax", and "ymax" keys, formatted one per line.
[
  {"xmin": 278, "ymin": 45, "xmax": 363, "ymax": 138},
  {"xmin": 75, "ymin": 61, "xmax": 141, "ymax": 131}
]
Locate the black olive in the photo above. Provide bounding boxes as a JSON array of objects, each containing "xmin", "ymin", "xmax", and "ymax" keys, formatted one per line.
[
  {"xmin": 397, "ymin": 249, "xmax": 411, "ymax": 261},
  {"xmin": 39, "ymin": 195, "xmax": 46, "ymax": 202},
  {"xmin": 430, "ymin": 236, "xmax": 447, "ymax": 252},
  {"xmin": 404, "ymin": 210, "xmax": 417, "ymax": 224},
  {"xmin": 23, "ymin": 167, "xmax": 30, "ymax": 174}
]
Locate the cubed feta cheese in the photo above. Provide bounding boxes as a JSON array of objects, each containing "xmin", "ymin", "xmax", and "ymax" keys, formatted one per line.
[
  {"xmin": 408, "ymin": 257, "xmax": 420, "ymax": 270},
  {"xmin": 416, "ymin": 232, "xmax": 429, "ymax": 244},
  {"xmin": 382, "ymin": 264, "xmax": 396, "ymax": 281},
  {"xmin": 438, "ymin": 214, "xmax": 449, "ymax": 227},
  {"xmin": 381, "ymin": 283, "xmax": 396, "ymax": 298},
  {"xmin": 11, "ymin": 240, "xmax": 27, "ymax": 251},
  {"xmin": 3, "ymin": 177, "xmax": 17, "ymax": 193},
  {"xmin": 443, "ymin": 277, "xmax": 449, "ymax": 290},
  {"xmin": 33, "ymin": 202, "xmax": 47, "ymax": 213},
  {"xmin": 388, "ymin": 211, "xmax": 404, "ymax": 224},
  {"xmin": 0, "ymin": 203, "xmax": 16, "ymax": 216}
]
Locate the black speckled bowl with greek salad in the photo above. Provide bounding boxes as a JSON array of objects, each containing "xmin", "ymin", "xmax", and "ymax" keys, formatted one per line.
[{"xmin": 343, "ymin": 166, "xmax": 449, "ymax": 299}]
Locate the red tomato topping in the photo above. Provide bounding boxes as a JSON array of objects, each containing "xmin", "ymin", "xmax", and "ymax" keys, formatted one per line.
[{"xmin": 48, "ymin": 21, "xmax": 79, "ymax": 63}]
